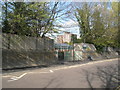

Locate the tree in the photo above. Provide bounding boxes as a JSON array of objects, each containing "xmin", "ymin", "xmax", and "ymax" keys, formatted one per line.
[
  {"xmin": 2, "ymin": 2, "xmax": 30, "ymax": 35},
  {"xmin": 111, "ymin": 2, "xmax": 120, "ymax": 48},
  {"xmin": 90, "ymin": 4, "xmax": 105, "ymax": 46},
  {"xmin": 2, "ymin": 2, "xmax": 70, "ymax": 38},
  {"xmin": 25, "ymin": 2, "xmax": 50, "ymax": 37},
  {"xmin": 73, "ymin": 2, "xmax": 119, "ymax": 52},
  {"xmin": 74, "ymin": 3, "xmax": 91, "ymax": 43},
  {"xmin": 2, "ymin": 1, "xmax": 11, "ymax": 33}
]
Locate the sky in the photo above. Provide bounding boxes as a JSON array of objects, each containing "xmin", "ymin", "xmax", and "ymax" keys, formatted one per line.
[
  {"xmin": 0, "ymin": 1, "xmax": 119, "ymax": 39},
  {"xmin": 57, "ymin": 19, "xmax": 80, "ymax": 37},
  {"xmin": 47, "ymin": 1, "xmax": 116, "ymax": 39},
  {"xmin": 46, "ymin": 2, "xmax": 81, "ymax": 39},
  {"xmin": 1, "ymin": 0, "xmax": 119, "ymax": 2}
]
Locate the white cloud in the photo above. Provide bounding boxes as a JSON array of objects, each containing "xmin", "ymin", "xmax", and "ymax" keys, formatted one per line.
[
  {"xmin": 61, "ymin": 19, "xmax": 78, "ymax": 28},
  {"xmin": 72, "ymin": 0, "xmax": 119, "ymax": 2}
]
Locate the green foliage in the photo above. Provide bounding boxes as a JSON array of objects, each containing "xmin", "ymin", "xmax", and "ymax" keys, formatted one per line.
[
  {"xmin": 75, "ymin": 3, "xmax": 90, "ymax": 37},
  {"xmin": 2, "ymin": 2, "xmax": 61, "ymax": 37},
  {"xmin": 68, "ymin": 42, "xmax": 73, "ymax": 45},
  {"xmin": 74, "ymin": 2, "xmax": 119, "ymax": 52},
  {"xmin": 2, "ymin": 2, "xmax": 32, "ymax": 35},
  {"xmin": 74, "ymin": 39, "xmax": 82, "ymax": 43}
]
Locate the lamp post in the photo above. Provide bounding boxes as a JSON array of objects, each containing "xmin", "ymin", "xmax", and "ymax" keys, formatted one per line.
[
  {"xmin": 36, "ymin": 19, "xmax": 38, "ymax": 50},
  {"xmin": 72, "ymin": 35, "xmax": 75, "ymax": 61}
]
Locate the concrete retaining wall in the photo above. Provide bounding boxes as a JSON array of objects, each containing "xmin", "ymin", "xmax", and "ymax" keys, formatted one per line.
[
  {"xmin": 2, "ymin": 34, "xmax": 56, "ymax": 69},
  {"xmin": 2, "ymin": 34, "xmax": 54, "ymax": 51},
  {"xmin": 2, "ymin": 49, "xmax": 57, "ymax": 69},
  {"xmin": 74, "ymin": 43, "xmax": 119, "ymax": 60}
]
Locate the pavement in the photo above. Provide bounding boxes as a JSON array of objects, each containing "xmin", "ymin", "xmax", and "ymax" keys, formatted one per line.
[{"xmin": 2, "ymin": 58, "xmax": 119, "ymax": 88}]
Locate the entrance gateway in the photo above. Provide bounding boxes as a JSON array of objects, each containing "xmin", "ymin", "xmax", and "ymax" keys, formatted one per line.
[{"xmin": 58, "ymin": 52, "xmax": 64, "ymax": 61}]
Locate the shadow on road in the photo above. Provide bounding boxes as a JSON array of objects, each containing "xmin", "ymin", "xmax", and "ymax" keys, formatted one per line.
[
  {"xmin": 43, "ymin": 75, "xmax": 63, "ymax": 89},
  {"xmin": 82, "ymin": 64, "xmax": 120, "ymax": 90}
]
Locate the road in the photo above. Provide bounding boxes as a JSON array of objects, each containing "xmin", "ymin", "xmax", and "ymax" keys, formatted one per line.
[{"xmin": 2, "ymin": 58, "xmax": 119, "ymax": 88}]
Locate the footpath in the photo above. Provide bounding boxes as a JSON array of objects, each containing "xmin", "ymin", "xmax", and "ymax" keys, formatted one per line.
[{"xmin": 2, "ymin": 57, "xmax": 119, "ymax": 74}]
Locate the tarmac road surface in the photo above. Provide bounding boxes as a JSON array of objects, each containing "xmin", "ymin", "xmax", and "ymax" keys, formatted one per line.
[{"xmin": 2, "ymin": 58, "xmax": 119, "ymax": 88}]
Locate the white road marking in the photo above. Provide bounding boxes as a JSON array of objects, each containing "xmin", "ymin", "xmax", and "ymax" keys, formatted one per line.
[
  {"xmin": 6, "ymin": 69, "xmax": 54, "ymax": 82},
  {"xmin": 28, "ymin": 69, "xmax": 54, "ymax": 74},
  {"xmin": 28, "ymin": 70, "xmax": 54, "ymax": 74},
  {"xmin": 2, "ymin": 75, "xmax": 13, "ymax": 78},
  {"xmin": 8, "ymin": 73, "xmax": 27, "ymax": 82},
  {"xmin": 3, "ymin": 58, "xmax": 118, "ymax": 82},
  {"xmin": 52, "ymin": 58, "xmax": 119, "ymax": 71},
  {"xmin": 49, "ymin": 70, "xmax": 53, "ymax": 73}
]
